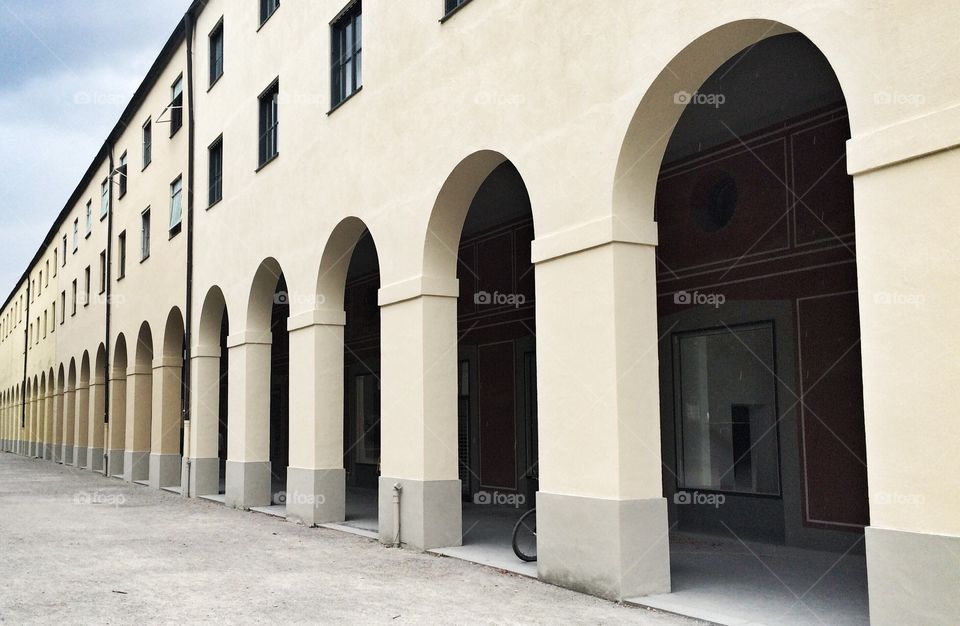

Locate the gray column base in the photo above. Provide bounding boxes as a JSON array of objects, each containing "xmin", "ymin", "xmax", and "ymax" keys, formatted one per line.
[
  {"xmin": 87, "ymin": 447, "xmax": 104, "ymax": 472},
  {"xmin": 148, "ymin": 453, "xmax": 182, "ymax": 489},
  {"xmin": 285, "ymin": 467, "xmax": 345, "ymax": 526},
  {"xmin": 106, "ymin": 449, "xmax": 124, "ymax": 476},
  {"xmin": 866, "ymin": 526, "xmax": 960, "ymax": 625},
  {"xmin": 123, "ymin": 450, "xmax": 150, "ymax": 482},
  {"xmin": 225, "ymin": 460, "xmax": 272, "ymax": 509},
  {"xmin": 62, "ymin": 445, "xmax": 74, "ymax": 465},
  {"xmin": 536, "ymin": 492, "xmax": 671, "ymax": 601},
  {"xmin": 378, "ymin": 477, "xmax": 462, "ymax": 550},
  {"xmin": 43, "ymin": 443, "xmax": 53, "ymax": 460},
  {"xmin": 186, "ymin": 457, "xmax": 221, "ymax": 498},
  {"xmin": 73, "ymin": 446, "xmax": 87, "ymax": 468}
]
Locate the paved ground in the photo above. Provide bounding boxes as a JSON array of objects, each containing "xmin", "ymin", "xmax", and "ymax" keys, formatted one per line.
[{"xmin": 0, "ymin": 453, "xmax": 702, "ymax": 625}]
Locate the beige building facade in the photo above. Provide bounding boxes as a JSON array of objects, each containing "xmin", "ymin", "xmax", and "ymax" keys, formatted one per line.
[{"xmin": 2, "ymin": 1, "xmax": 959, "ymax": 623}]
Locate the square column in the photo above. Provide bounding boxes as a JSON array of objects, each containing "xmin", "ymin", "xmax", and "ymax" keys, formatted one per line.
[
  {"xmin": 73, "ymin": 385, "xmax": 89, "ymax": 468},
  {"xmin": 224, "ymin": 332, "xmax": 273, "ymax": 509},
  {"xmin": 149, "ymin": 356, "xmax": 183, "ymax": 489},
  {"xmin": 285, "ymin": 310, "xmax": 347, "ymax": 526},
  {"xmin": 377, "ymin": 281, "xmax": 462, "ymax": 550},
  {"xmin": 531, "ymin": 230, "xmax": 670, "ymax": 601},
  {"xmin": 43, "ymin": 393, "xmax": 54, "ymax": 460},
  {"xmin": 124, "ymin": 365, "xmax": 152, "ymax": 482},
  {"xmin": 106, "ymin": 369, "xmax": 126, "ymax": 477},
  {"xmin": 61, "ymin": 389, "xmax": 75, "ymax": 465},
  {"xmin": 87, "ymin": 381, "xmax": 105, "ymax": 472},
  {"xmin": 187, "ymin": 347, "xmax": 223, "ymax": 497}
]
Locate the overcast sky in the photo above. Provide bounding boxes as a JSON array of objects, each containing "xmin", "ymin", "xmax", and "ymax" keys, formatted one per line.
[{"xmin": 0, "ymin": 1, "xmax": 192, "ymax": 299}]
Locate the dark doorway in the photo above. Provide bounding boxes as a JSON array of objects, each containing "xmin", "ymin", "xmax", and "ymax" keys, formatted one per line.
[{"xmin": 217, "ymin": 310, "xmax": 229, "ymax": 494}]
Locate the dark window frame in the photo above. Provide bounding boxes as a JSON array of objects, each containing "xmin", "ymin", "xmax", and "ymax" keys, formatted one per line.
[
  {"xmin": 330, "ymin": 1, "xmax": 362, "ymax": 110},
  {"xmin": 257, "ymin": 79, "xmax": 280, "ymax": 168},
  {"xmin": 141, "ymin": 207, "xmax": 151, "ymax": 262},
  {"xmin": 208, "ymin": 135, "xmax": 223, "ymax": 206},
  {"xmin": 142, "ymin": 118, "xmax": 152, "ymax": 169},
  {"xmin": 118, "ymin": 230, "xmax": 127, "ymax": 279},
  {"xmin": 209, "ymin": 18, "xmax": 224, "ymax": 88},
  {"xmin": 169, "ymin": 175, "xmax": 184, "ymax": 237},
  {"xmin": 441, "ymin": 0, "xmax": 474, "ymax": 21},
  {"xmin": 170, "ymin": 75, "xmax": 184, "ymax": 137},
  {"xmin": 260, "ymin": 0, "xmax": 280, "ymax": 27},
  {"xmin": 117, "ymin": 152, "xmax": 128, "ymax": 199}
]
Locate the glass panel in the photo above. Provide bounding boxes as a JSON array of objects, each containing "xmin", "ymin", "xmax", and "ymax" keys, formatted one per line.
[
  {"xmin": 355, "ymin": 373, "xmax": 380, "ymax": 464},
  {"xmin": 675, "ymin": 324, "xmax": 780, "ymax": 495}
]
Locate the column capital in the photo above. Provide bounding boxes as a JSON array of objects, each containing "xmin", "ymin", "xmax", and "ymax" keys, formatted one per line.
[
  {"xmin": 152, "ymin": 356, "xmax": 183, "ymax": 369},
  {"xmin": 378, "ymin": 275, "xmax": 459, "ymax": 307},
  {"xmin": 191, "ymin": 345, "xmax": 221, "ymax": 359},
  {"xmin": 226, "ymin": 331, "xmax": 272, "ymax": 348},
  {"xmin": 287, "ymin": 309, "xmax": 346, "ymax": 332},
  {"xmin": 531, "ymin": 215, "xmax": 658, "ymax": 265}
]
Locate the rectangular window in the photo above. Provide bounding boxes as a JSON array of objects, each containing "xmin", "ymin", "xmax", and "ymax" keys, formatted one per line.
[
  {"xmin": 118, "ymin": 231, "xmax": 127, "ymax": 278},
  {"xmin": 673, "ymin": 323, "xmax": 781, "ymax": 496},
  {"xmin": 169, "ymin": 176, "xmax": 183, "ymax": 233},
  {"xmin": 331, "ymin": 1, "xmax": 362, "ymax": 109},
  {"xmin": 83, "ymin": 266, "xmax": 90, "ymax": 307},
  {"xmin": 143, "ymin": 118, "xmax": 152, "ymax": 167},
  {"xmin": 258, "ymin": 80, "xmax": 279, "ymax": 166},
  {"xmin": 72, "ymin": 219, "xmax": 79, "ymax": 251},
  {"xmin": 38, "ymin": 271, "xmax": 42, "ymax": 295},
  {"xmin": 170, "ymin": 75, "xmax": 183, "ymax": 136},
  {"xmin": 62, "ymin": 235, "xmax": 67, "ymax": 265},
  {"xmin": 59, "ymin": 291, "xmax": 66, "ymax": 324},
  {"xmin": 50, "ymin": 302, "xmax": 55, "ymax": 333},
  {"xmin": 99, "ymin": 251, "xmax": 106, "ymax": 294},
  {"xmin": 71, "ymin": 280, "xmax": 77, "ymax": 316},
  {"xmin": 260, "ymin": 0, "xmax": 280, "ymax": 25},
  {"xmin": 86, "ymin": 200, "xmax": 93, "ymax": 235},
  {"xmin": 208, "ymin": 136, "xmax": 223, "ymax": 206},
  {"xmin": 53, "ymin": 250, "xmax": 57, "ymax": 276},
  {"xmin": 141, "ymin": 208, "xmax": 151, "ymax": 261},
  {"xmin": 44, "ymin": 261, "xmax": 49, "ymax": 286},
  {"xmin": 209, "ymin": 20, "xmax": 224, "ymax": 86},
  {"xmin": 42, "ymin": 310, "xmax": 47, "ymax": 338},
  {"xmin": 117, "ymin": 152, "xmax": 127, "ymax": 199}
]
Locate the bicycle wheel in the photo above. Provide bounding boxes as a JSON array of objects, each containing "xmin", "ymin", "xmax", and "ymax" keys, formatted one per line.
[{"xmin": 512, "ymin": 508, "xmax": 537, "ymax": 562}]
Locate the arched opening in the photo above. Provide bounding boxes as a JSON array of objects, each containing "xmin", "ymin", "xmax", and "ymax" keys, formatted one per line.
[
  {"xmin": 127, "ymin": 322, "xmax": 154, "ymax": 483},
  {"xmin": 268, "ymin": 274, "xmax": 290, "ymax": 505},
  {"xmin": 64, "ymin": 364, "xmax": 75, "ymax": 465},
  {"xmin": 225, "ymin": 258, "xmax": 288, "ymax": 510},
  {"xmin": 331, "ymin": 218, "xmax": 381, "ymax": 533},
  {"xmin": 617, "ymin": 26, "xmax": 868, "ymax": 622},
  {"xmin": 54, "ymin": 366, "xmax": 65, "ymax": 463},
  {"xmin": 89, "ymin": 345, "xmax": 107, "ymax": 472},
  {"xmin": 192, "ymin": 286, "xmax": 229, "ymax": 498},
  {"xmin": 76, "ymin": 355, "xmax": 90, "ymax": 468},
  {"xmin": 36, "ymin": 372, "xmax": 46, "ymax": 459},
  {"xmin": 108, "ymin": 335, "xmax": 128, "ymax": 477},
  {"xmin": 423, "ymin": 152, "xmax": 538, "ymax": 568},
  {"xmin": 152, "ymin": 308, "xmax": 185, "ymax": 489}
]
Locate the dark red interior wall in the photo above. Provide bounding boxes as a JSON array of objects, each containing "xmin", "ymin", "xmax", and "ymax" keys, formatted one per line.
[{"xmin": 655, "ymin": 104, "xmax": 868, "ymax": 529}]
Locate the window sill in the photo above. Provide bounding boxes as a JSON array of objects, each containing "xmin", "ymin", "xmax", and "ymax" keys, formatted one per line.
[
  {"xmin": 117, "ymin": 274, "xmax": 125, "ymax": 282},
  {"xmin": 100, "ymin": 213, "xmax": 108, "ymax": 222},
  {"xmin": 440, "ymin": 0, "xmax": 474, "ymax": 23},
  {"xmin": 327, "ymin": 86, "xmax": 363, "ymax": 116},
  {"xmin": 256, "ymin": 153, "xmax": 279, "ymax": 173},
  {"xmin": 208, "ymin": 73, "xmax": 224, "ymax": 92},
  {"xmin": 142, "ymin": 161, "xmax": 151, "ymax": 172},
  {"xmin": 170, "ymin": 125, "xmax": 183, "ymax": 139},
  {"xmin": 207, "ymin": 197, "xmax": 223, "ymax": 210},
  {"xmin": 169, "ymin": 223, "xmax": 182, "ymax": 239},
  {"xmin": 140, "ymin": 255, "xmax": 150, "ymax": 264},
  {"xmin": 257, "ymin": 8, "xmax": 279, "ymax": 32},
  {"xmin": 84, "ymin": 232, "xmax": 91, "ymax": 239},
  {"xmin": 118, "ymin": 191, "xmax": 126, "ymax": 200}
]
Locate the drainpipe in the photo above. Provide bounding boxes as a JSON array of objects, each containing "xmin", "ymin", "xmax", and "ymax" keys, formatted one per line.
[
  {"xmin": 392, "ymin": 483, "xmax": 403, "ymax": 547},
  {"xmin": 20, "ymin": 280, "xmax": 30, "ymax": 453},
  {"xmin": 181, "ymin": 10, "xmax": 196, "ymax": 496},
  {"xmin": 103, "ymin": 143, "xmax": 114, "ymax": 476}
]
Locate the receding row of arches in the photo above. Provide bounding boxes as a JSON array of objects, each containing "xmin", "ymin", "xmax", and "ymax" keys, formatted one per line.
[{"xmin": 2, "ymin": 21, "xmax": 874, "ymax": 618}]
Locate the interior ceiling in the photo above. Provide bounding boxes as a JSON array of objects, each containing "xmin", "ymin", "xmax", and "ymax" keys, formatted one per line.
[{"xmin": 663, "ymin": 33, "xmax": 845, "ymax": 164}]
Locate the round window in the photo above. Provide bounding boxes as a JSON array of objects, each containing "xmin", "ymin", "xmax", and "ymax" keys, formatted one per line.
[{"xmin": 692, "ymin": 173, "xmax": 738, "ymax": 232}]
